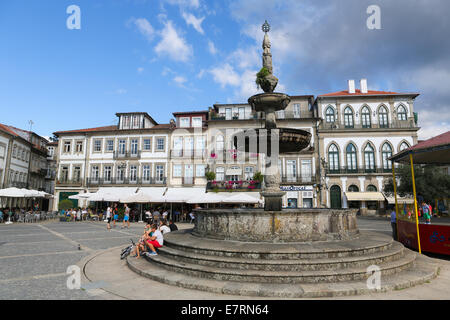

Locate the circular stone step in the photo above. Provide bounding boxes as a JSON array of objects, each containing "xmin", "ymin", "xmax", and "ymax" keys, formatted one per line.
[
  {"xmin": 164, "ymin": 230, "xmax": 394, "ymax": 260},
  {"xmin": 143, "ymin": 249, "xmax": 417, "ymax": 284},
  {"xmin": 157, "ymin": 242, "xmax": 405, "ymax": 272},
  {"xmin": 126, "ymin": 252, "xmax": 439, "ymax": 298}
]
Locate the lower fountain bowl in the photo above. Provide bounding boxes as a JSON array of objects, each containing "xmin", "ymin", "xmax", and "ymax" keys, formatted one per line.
[{"xmin": 193, "ymin": 208, "xmax": 359, "ymax": 243}]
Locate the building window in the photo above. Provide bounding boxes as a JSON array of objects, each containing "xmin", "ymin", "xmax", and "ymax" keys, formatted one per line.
[
  {"xmin": 118, "ymin": 140, "xmax": 126, "ymax": 154},
  {"xmin": 155, "ymin": 165, "xmax": 164, "ymax": 182},
  {"xmin": 397, "ymin": 105, "xmax": 408, "ymax": 121},
  {"xmin": 123, "ymin": 116, "xmax": 130, "ymax": 128},
  {"xmin": 143, "ymin": 139, "xmax": 151, "ymax": 151},
  {"xmin": 131, "ymin": 139, "xmax": 138, "ymax": 155},
  {"xmin": 328, "ymin": 144, "xmax": 340, "ymax": 172},
  {"xmin": 276, "ymin": 110, "xmax": 285, "ymax": 119},
  {"xmin": 225, "ymin": 108, "xmax": 232, "ymax": 120},
  {"xmin": 130, "ymin": 165, "xmax": 137, "ymax": 182},
  {"xmin": 301, "ymin": 160, "xmax": 312, "ymax": 182},
  {"xmin": 180, "ymin": 117, "xmax": 190, "ymax": 128},
  {"xmin": 244, "ymin": 166, "xmax": 254, "ymax": 180},
  {"xmin": 91, "ymin": 166, "xmax": 99, "ymax": 180},
  {"xmin": 116, "ymin": 166, "xmax": 125, "ymax": 182},
  {"xmin": 104, "ymin": 166, "xmax": 112, "ymax": 182},
  {"xmin": 367, "ymin": 185, "xmax": 377, "ymax": 192},
  {"xmin": 60, "ymin": 166, "xmax": 69, "ymax": 182},
  {"xmin": 378, "ymin": 106, "xmax": 389, "ymax": 128},
  {"xmin": 325, "ymin": 106, "xmax": 335, "ymax": 123},
  {"xmin": 399, "ymin": 142, "xmax": 410, "ymax": 152},
  {"xmin": 93, "ymin": 140, "xmax": 102, "ymax": 152},
  {"xmin": 106, "ymin": 140, "xmax": 114, "ymax": 152},
  {"xmin": 216, "ymin": 167, "xmax": 224, "ymax": 181},
  {"xmin": 348, "ymin": 185, "xmax": 359, "ymax": 192},
  {"xmin": 361, "ymin": 106, "xmax": 371, "ymax": 128},
  {"xmin": 156, "ymin": 138, "xmax": 165, "ymax": 151},
  {"xmin": 286, "ymin": 160, "xmax": 297, "ymax": 182},
  {"xmin": 173, "ymin": 164, "xmax": 182, "ymax": 177},
  {"xmin": 143, "ymin": 165, "xmax": 151, "ymax": 181},
  {"xmin": 192, "ymin": 117, "xmax": 202, "ymax": 127},
  {"xmin": 132, "ymin": 115, "xmax": 139, "ymax": 127},
  {"xmin": 196, "ymin": 164, "xmax": 206, "ymax": 177},
  {"xmin": 293, "ymin": 104, "xmax": 301, "ymax": 118},
  {"xmin": 344, "ymin": 107, "xmax": 354, "ymax": 128},
  {"xmin": 238, "ymin": 107, "xmax": 246, "ymax": 120},
  {"xmin": 64, "ymin": 141, "xmax": 71, "ymax": 153},
  {"xmin": 73, "ymin": 166, "xmax": 81, "ymax": 182},
  {"xmin": 364, "ymin": 144, "xmax": 376, "ymax": 171},
  {"xmin": 382, "ymin": 143, "xmax": 393, "ymax": 170},
  {"xmin": 346, "ymin": 143, "xmax": 357, "ymax": 172},
  {"xmin": 216, "ymin": 135, "xmax": 224, "ymax": 151}
]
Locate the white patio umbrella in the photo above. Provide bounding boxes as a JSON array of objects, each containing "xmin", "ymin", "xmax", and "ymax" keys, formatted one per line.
[
  {"xmin": 186, "ymin": 193, "xmax": 226, "ymax": 204},
  {"xmin": 20, "ymin": 189, "xmax": 43, "ymax": 198},
  {"xmin": 69, "ymin": 192, "xmax": 95, "ymax": 200},
  {"xmin": 221, "ymin": 193, "xmax": 262, "ymax": 204},
  {"xmin": 0, "ymin": 188, "xmax": 27, "ymax": 198},
  {"xmin": 121, "ymin": 190, "xmax": 160, "ymax": 203}
]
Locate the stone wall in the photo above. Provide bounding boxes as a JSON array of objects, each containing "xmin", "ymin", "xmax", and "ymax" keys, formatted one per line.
[{"xmin": 193, "ymin": 208, "xmax": 359, "ymax": 243}]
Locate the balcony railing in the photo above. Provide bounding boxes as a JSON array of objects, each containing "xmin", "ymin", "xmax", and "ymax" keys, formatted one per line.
[
  {"xmin": 86, "ymin": 177, "xmax": 167, "ymax": 187},
  {"xmin": 206, "ymin": 180, "xmax": 262, "ymax": 191},
  {"xmin": 325, "ymin": 167, "xmax": 392, "ymax": 175},
  {"xmin": 320, "ymin": 120, "xmax": 416, "ymax": 131},
  {"xmin": 210, "ymin": 112, "xmax": 315, "ymax": 121},
  {"xmin": 209, "ymin": 150, "xmax": 259, "ymax": 162},
  {"xmin": 113, "ymin": 150, "xmax": 141, "ymax": 160},
  {"xmin": 182, "ymin": 177, "xmax": 195, "ymax": 186},
  {"xmin": 280, "ymin": 175, "xmax": 315, "ymax": 184},
  {"xmin": 170, "ymin": 149, "xmax": 206, "ymax": 159},
  {"xmin": 56, "ymin": 179, "xmax": 82, "ymax": 186},
  {"xmin": 8, "ymin": 181, "xmax": 28, "ymax": 189}
]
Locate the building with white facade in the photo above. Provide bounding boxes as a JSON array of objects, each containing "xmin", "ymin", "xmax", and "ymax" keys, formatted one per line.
[{"xmin": 316, "ymin": 79, "xmax": 419, "ymax": 214}]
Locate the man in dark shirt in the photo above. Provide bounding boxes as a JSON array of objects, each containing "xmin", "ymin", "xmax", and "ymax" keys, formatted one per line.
[{"xmin": 169, "ymin": 220, "xmax": 178, "ymax": 232}]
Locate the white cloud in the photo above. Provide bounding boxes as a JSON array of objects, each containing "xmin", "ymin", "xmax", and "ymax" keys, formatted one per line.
[
  {"xmin": 155, "ymin": 20, "xmax": 193, "ymax": 62},
  {"xmin": 173, "ymin": 75, "xmax": 187, "ymax": 86},
  {"xmin": 197, "ymin": 69, "xmax": 206, "ymax": 79},
  {"xmin": 132, "ymin": 18, "xmax": 155, "ymax": 42},
  {"xmin": 164, "ymin": 0, "xmax": 200, "ymax": 9},
  {"xmin": 115, "ymin": 89, "xmax": 127, "ymax": 95},
  {"xmin": 182, "ymin": 12, "xmax": 205, "ymax": 34},
  {"xmin": 207, "ymin": 40, "xmax": 217, "ymax": 55},
  {"xmin": 137, "ymin": 67, "xmax": 144, "ymax": 74},
  {"xmin": 209, "ymin": 64, "xmax": 241, "ymax": 88}
]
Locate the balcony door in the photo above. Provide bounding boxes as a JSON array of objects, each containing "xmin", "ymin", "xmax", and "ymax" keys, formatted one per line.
[
  {"xmin": 301, "ymin": 160, "xmax": 312, "ymax": 183},
  {"xmin": 184, "ymin": 164, "xmax": 194, "ymax": 185},
  {"xmin": 174, "ymin": 137, "xmax": 183, "ymax": 157},
  {"xmin": 118, "ymin": 140, "xmax": 126, "ymax": 155},
  {"xmin": 286, "ymin": 160, "xmax": 297, "ymax": 182}
]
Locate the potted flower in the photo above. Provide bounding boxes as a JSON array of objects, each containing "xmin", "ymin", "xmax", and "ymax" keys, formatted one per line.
[{"xmin": 205, "ymin": 171, "xmax": 216, "ymax": 181}]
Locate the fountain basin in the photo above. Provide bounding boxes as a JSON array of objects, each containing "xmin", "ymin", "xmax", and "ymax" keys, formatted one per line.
[
  {"xmin": 193, "ymin": 208, "xmax": 359, "ymax": 243},
  {"xmin": 248, "ymin": 92, "xmax": 291, "ymax": 112}
]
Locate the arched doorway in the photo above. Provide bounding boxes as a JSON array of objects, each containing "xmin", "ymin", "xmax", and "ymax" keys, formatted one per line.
[{"xmin": 330, "ymin": 185, "xmax": 342, "ymax": 209}]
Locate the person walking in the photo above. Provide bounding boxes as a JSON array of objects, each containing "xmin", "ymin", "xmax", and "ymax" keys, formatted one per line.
[
  {"xmin": 390, "ymin": 208, "xmax": 397, "ymax": 240},
  {"xmin": 113, "ymin": 204, "xmax": 119, "ymax": 228},
  {"xmin": 422, "ymin": 201, "xmax": 432, "ymax": 224},
  {"xmin": 122, "ymin": 204, "xmax": 130, "ymax": 229},
  {"xmin": 106, "ymin": 206, "xmax": 112, "ymax": 231}
]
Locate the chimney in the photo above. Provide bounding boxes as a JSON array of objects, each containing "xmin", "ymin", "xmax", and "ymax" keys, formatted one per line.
[
  {"xmin": 348, "ymin": 80, "xmax": 356, "ymax": 94},
  {"xmin": 360, "ymin": 79, "xmax": 368, "ymax": 94}
]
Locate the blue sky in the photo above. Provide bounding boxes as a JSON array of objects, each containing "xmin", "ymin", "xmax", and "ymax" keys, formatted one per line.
[{"xmin": 1, "ymin": 0, "xmax": 449, "ymax": 140}]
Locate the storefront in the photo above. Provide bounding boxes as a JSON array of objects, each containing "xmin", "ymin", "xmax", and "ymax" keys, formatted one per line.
[{"xmin": 280, "ymin": 185, "xmax": 314, "ymax": 208}]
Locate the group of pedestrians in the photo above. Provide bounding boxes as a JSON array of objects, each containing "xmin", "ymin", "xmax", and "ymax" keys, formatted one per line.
[
  {"xmin": 106, "ymin": 203, "xmax": 131, "ymax": 231},
  {"xmin": 132, "ymin": 219, "xmax": 178, "ymax": 258}
]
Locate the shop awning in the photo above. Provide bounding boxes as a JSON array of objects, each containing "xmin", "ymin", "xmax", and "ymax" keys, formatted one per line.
[
  {"xmin": 226, "ymin": 168, "xmax": 242, "ymax": 175},
  {"xmin": 87, "ymin": 187, "xmax": 138, "ymax": 202},
  {"xmin": 163, "ymin": 187, "xmax": 206, "ymax": 203},
  {"xmin": 384, "ymin": 195, "xmax": 415, "ymax": 205},
  {"xmin": 345, "ymin": 192, "xmax": 385, "ymax": 201}
]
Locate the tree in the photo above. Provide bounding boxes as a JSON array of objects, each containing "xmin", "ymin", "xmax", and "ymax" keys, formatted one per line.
[
  {"xmin": 384, "ymin": 165, "xmax": 450, "ymax": 203},
  {"xmin": 58, "ymin": 199, "xmax": 74, "ymax": 211}
]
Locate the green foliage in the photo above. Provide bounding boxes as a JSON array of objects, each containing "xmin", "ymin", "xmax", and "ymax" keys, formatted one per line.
[
  {"xmin": 205, "ymin": 171, "xmax": 216, "ymax": 181},
  {"xmin": 384, "ymin": 165, "xmax": 450, "ymax": 202},
  {"xmin": 253, "ymin": 171, "xmax": 264, "ymax": 183},
  {"xmin": 58, "ymin": 199, "xmax": 73, "ymax": 211},
  {"xmin": 255, "ymin": 67, "xmax": 270, "ymax": 89}
]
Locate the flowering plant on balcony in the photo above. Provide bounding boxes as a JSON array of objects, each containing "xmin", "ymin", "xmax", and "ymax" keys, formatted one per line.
[
  {"xmin": 210, "ymin": 152, "xmax": 217, "ymax": 159},
  {"xmin": 248, "ymin": 184, "xmax": 256, "ymax": 190}
]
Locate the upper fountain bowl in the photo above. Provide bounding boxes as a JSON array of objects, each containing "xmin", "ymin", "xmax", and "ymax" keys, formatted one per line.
[{"xmin": 249, "ymin": 92, "xmax": 291, "ymax": 112}]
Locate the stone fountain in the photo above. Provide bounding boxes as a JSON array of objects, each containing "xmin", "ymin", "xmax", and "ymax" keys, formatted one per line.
[{"xmin": 127, "ymin": 21, "xmax": 439, "ymax": 298}]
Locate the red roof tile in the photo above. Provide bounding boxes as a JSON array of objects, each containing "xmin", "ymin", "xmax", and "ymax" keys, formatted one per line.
[
  {"xmin": 318, "ymin": 89, "xmax": 418, "ymax": 97},
  {"xmin": 410, "ymin": 131, "xmax": 450, "ymax": 152}
]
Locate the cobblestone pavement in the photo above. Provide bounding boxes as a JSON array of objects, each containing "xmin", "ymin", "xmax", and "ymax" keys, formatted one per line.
[
  {"xmin": 0, "ymin": 218, "xmax": 448, "ymax": 300},
  {"xmin": 0, "ymin": 220, "xmax": 193, "ymax": 300}
]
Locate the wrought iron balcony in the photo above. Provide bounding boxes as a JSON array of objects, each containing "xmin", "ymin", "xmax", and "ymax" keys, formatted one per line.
[
  {"xmin": 86, "ymin": 177, "xmax": 167, "ymax": 187},
  {"xmin": 325, "ymin": 166, "xmax": 392, "ymax": 175},
  {"xmin": 206, "ymin": 180, "xmax": 262, "ymax": 192},
  {"xmin": 56, "ymin": 179, "xmax": 82, "ymax": 186},
  {"xmin": 320, "ymin": 120, "xmax": 417, "ymax": 131},
  {"xmin": 280, "ymin": 175, "xmax": 315, "ymax": 184},
  {"xmin": 113, "ymin": 150, "xmax": 141, "ymax": 160}
]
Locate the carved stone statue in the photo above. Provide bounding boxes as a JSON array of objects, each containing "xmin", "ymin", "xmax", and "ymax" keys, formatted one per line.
[{"xmin": 257, "ymin": 21, "xmax": 278, "ymax": 93}]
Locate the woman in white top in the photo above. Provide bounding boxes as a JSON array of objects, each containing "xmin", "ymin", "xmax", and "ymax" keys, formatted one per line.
[{"xmin": 106, "ymin": 207, "xmax": 112, "ymax": 230}]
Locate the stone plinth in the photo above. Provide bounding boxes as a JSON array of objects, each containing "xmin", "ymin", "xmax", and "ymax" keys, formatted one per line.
[{"xmin": 193, "ymin": 208, "xmax": 359, "ymax": 243}]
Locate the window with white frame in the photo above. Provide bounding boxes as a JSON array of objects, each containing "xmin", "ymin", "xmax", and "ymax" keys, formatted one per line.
[
  {"xmin": 397, "ymin": 105, "xmax": 408, "ymax": 121},
  {"xmin": 106, "ymin": 139, "xmax": 114, "ymax": 152},
  {"xmin": 301, "ymin": 160, "xmax": 312, "ymax": 182},
  {"xmin": 196, "ymin": 164, "xmax": 206, "ymax": 177},
  {"xmin": 325, "ymin": 106, "xmax": 335, "ymax": 123},
  {"xmin": 361, "ymin": 106, "xmax": 371, "ymax": 128},
  {"xmin": 132, "ymin": 115, "xmax": 139, "ymax": 127},
  {"xmin": 364, "ymin": 144, "xmax": 376, "ymax": 170},
  {"xmin": 116, "ymin": 166, "xmax": 125, "ymax": 181},
  {"xmin": 143, "ymin": 165, "xmax": 151, "ymax": 181},
  {"xmin": 293, "ymin": 104, "xmax": 301, "ymax": 118},
  {"xmin": 155, "ymin": 165, "xmax": 164, "ymax": 182},
  {"xmin": 173, "ymin": 164, "xmax": 182, "ymax": 177},
  {"xmin": 93, "ymin": 140, "xmax": 102, "ymax": 152},
  {"xmin": 156, "ymin": 138, "xmax": 165, "ymax": 151},
  {"xmin": 143, "ymin": 138, "xmax": 151, "ymax": 151},
  {"xmin": 130, "ymin": 165, "xmax": 137, "ymax": 182},
  {"xmin": 180, "ymin": 117, "xmax": 190, "ymax": 128},
  {"xmin": 328, "ymin": 144, "xmax": 340, "ymax": 172},
  {"xmin": 131, "ymin": 139, "xmax": 138, "ymax": 155},
  {"xmin": 244, "ymin": 166, "xmax": 254, "ymax": 180},
  {"xmin": 76, "ymin": 141, "xmax": 83, "ymax": 153},
  {"xmin": 118, "ymin": 139, "xmax": 126, "ymax": 154},
  {"xmin": 216, "ymin": 167, "xmax": 224, "ymax": 181},
  {"xmin": 64, "ymin": 141, "xmax": 71, "ymax": 153},
  {"xmin": 382, "ymin": 143, "xmax": 393, "ymax": 170},
  {"xmin": 91, "ymin": 166, "xmax": 99, "ymax": 180},
  {"xmin": 192, "ymin": 117, "xmax": 202, "ymax": 127},
  {"xmin": 104, "ymin": 166, "xmax": 112, "ymax": 182},
  {"xmin": 400, "ymin": 142, "xmax": 410, "ymax": 151}
]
